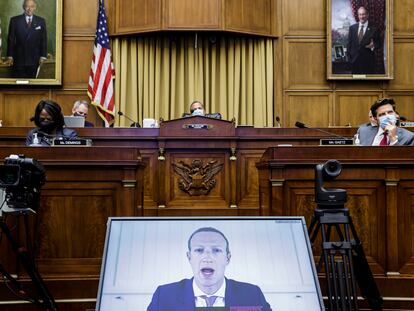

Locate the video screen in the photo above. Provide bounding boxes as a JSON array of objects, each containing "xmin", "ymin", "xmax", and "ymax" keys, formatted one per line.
[{"xmin": 96, "ymin": 217, "xmax": 324, "ymax": 311}]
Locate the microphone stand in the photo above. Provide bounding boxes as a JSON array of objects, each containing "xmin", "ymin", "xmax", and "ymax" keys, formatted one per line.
[
  {"xmin": 117, "ymin": 111, "xmax": 140, "ymax": 127},
  {"xmin": 295, "ymin": 121, "xmax": 349, "ymax": 139}
]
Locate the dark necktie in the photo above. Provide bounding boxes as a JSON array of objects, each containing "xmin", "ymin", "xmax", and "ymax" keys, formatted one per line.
[
  {"xmin": 200, "ymin": 295, "xmax": 218, "ymax": 307},
  {"xmin": 27, "ymin": 17, "xmax": 32, "ymax": 28},
  {"xmin": 380, "ymin": 132, "xmax": 387, "ymax": 146},
  {"xmin": 358, "ymin": 25, "xmax": 364, "ymax": 43}
]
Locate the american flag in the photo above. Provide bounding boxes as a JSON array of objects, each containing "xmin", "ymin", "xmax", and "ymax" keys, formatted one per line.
[{"xmin": 88, "ymin": 0, "xmax": 115, "ymax": 127}]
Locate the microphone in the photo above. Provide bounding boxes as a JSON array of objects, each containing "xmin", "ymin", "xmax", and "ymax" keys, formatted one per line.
[
  {"xmin": 295, "ymin": 121, "xmax": 349, "ymax": 139},
  {"xmin": 117, "ymin": 111, "xmax": 140, "ymax": 127}
]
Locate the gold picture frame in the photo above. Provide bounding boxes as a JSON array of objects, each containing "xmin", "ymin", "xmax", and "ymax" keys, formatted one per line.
[
  {"xmin": 327, "ymin": 0, "xmax": 393, "ymax": 80},
  {"xmin": 0, "ymin": 0, "xmax": 62, "ymax": 85}
]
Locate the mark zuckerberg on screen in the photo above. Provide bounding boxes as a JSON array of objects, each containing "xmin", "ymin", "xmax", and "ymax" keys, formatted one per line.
[{"xmin": 147, "ymin": 227, "xmax": 272, "ymax": 311}]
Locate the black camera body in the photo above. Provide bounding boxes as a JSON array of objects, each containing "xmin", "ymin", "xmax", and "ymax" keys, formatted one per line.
[
  {"xmin": 315, "ymin": 159, "xmax": 347, "ymax": 206},
  {"xmin": 0, "ymin": 154, "xmax": 46, "ymax": 212}
]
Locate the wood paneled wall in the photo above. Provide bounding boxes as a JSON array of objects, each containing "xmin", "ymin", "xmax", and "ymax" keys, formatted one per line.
[
  {"xmin": 1, "ymin": 0, "xmax": 414, "ymax": 128},
  {"xmin": 279, "ymin": 0, "xmax": 414, "ymax": 128},
  {"xmin": 113, "ymin": 0, "xmax": 277, "ymax": 36},
  {"xmin": 0, "ymin": 0, "xmax": 103, "ymax": 127}
]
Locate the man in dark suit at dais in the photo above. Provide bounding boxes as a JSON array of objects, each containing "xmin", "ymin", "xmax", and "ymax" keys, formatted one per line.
[
  {"xmin": 6, "ymin": 0, "xmax": 47, "ymax": 78},
  {"xmin": 147, "ymin": 227, "xmax": 272, "ymax": 311}
]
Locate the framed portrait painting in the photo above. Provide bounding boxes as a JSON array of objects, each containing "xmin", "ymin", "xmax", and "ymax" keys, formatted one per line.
[
  {"xmin": 0, "ymin": 0, "xmax": 62, "ymax": 85},
  {"xmin": 327, "ymin": 0, "xmax": 393, "ymax": 80}
]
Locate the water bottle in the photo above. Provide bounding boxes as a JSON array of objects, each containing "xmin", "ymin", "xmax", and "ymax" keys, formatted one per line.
[{"xmin": 354, "ymin": 133, "xmax": 360, "ymax": 146}]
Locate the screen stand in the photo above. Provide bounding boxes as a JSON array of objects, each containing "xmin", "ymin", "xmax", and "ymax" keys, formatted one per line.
[{"xmin": 308, "ymin": 206, "xmax": 383, "ymax": 311}]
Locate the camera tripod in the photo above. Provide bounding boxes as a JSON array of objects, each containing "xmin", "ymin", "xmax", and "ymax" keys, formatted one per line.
[
  {"xmin": 0, "ymin": 215, "xmax": 59, "ymax": 311},
  {"xmin": 308, "ymin": 205, "xmax": 383, "ymax": 311}
]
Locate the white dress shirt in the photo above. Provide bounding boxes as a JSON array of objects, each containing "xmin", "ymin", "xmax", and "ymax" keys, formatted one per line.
[
  {"xmin": 193, "ymin": 278, "xmax": 226, "ymax": 307},
  {"xmin": 372, "ymin": 127, "xmax": 398, "ymax": 146},
  {"xmin": 359, "ymin": 22, "xmax": 368, "ymax": 35}
]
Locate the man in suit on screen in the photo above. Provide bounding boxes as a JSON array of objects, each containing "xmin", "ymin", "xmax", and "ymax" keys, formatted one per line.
[
  {"xmin": 147, "ymin": 227, "xmax": 272, "ymax": 311},
  {"xmin": 6, "ymin": 0, "xmax": 47, "ymax": 78},
  {"xmin": 347, "ymin": 6, "xmax": 381, "ymax": 74}
]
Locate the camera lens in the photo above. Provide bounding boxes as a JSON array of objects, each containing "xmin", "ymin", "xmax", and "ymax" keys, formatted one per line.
[{"xmin": 323, "ymin": 160, "xmax": 341, "ymax": 178}]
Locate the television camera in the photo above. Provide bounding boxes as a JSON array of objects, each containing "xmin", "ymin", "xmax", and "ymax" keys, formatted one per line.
[
  {"xmin": 309, "ymin": 159, "xmax": 382, "ymax": 311},
  {"xmin": 315, "ymin": 159, "xmax": 347, "ymax": 207},
  {"xmin": 0, "ymin": 154, "xmax": 45, "ymax": 214},
  {"xmin": 0, "ymin": 154, "xmax": 58, "ymax": 310}
]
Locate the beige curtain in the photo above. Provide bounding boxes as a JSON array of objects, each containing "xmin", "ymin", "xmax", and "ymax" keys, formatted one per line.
[{"xmin": 112, "ymin": 34, "xmax": 274, "ymax": 127}]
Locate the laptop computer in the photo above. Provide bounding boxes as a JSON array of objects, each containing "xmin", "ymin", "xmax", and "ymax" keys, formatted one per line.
[
  {"xmin": 64, "ymin": 116, "xmax": 85, "ymax": 128},
  {"xmin": 96, "ymin": 217, "xmax": 325, "ymax": 311}
]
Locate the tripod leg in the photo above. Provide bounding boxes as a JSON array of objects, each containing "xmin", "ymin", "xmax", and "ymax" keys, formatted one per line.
[
  {"xmin": 309, "ymin": 218, "xmax": 321, "ymax": 244},
  {"xmin": 334, "ymin": 223, "xmax": 345, "ymax": 241},
  {"xmin": 347, "ymin": 218, "xmax": 383, "ymax": 310},
  {"xmin": 0, "ymin": 261, "xmax": 40, "ymax": 304},
  {"xmin": 329, "ymin": 250, "xmax": 342, "ymax": 311},
  {"xmin": 0, "ymin": 220, "xmax": 59, "ymax": 311},
  {"xmin": 344, "ymin": 223, "xmax": 359, "ymax": 311},
  {"xmin": 341, "ymin": 250, "xmax": 359, "ymax": 311},
  {"xmin": 336, "ymin": 259, "xmax": 349, "ymax": 311},
  {"xmin": 321, "ymin": 224, "xmax": 337, "ymax": 311},
  {"xmin": 341, "ymin": 252, "xmax": 353, "ymax": 310}
]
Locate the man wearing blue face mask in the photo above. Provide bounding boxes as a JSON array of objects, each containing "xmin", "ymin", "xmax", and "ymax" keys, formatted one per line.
[
  {"xmin": 181, "ymin": 101, "xmax": 222, "ymax": 119},
  {"xmin": 356, "ymin": 98, "xmax": 414, "ymax": 146},
  {"xmin": 190, "ymin": 101, "xmax": 205, "ymax": 116}
]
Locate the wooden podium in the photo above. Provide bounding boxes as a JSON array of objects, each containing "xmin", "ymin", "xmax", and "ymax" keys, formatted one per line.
[
  {"xmin": 0, "ymin": 126, "xmax": 362, "ymax": 218},
  {"xmin": 0, "ymin": 146, "xmax": 145, "ymax": 309},
  {"xmin": 256, "ymin": 146, "xmax": 414, "ymax": 309},
  {"xmin": 155, "ymin": 116, "xmax": 239, "ymax": 214}
]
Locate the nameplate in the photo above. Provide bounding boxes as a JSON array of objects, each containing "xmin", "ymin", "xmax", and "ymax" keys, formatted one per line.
[
  {"xmin": 183, "ymin": 124, "xmax": 213, "ymax": 130},
  {"xmin": 320, "ymin": 138, "xmax": 354, "ymax": 146},
  {"xmin": 402, "ymin": 121, "xmax": 414, "ymax": 127},
  {"xmin": 52, "ymin": 138, "xmax": 92, "ymax": 146}
]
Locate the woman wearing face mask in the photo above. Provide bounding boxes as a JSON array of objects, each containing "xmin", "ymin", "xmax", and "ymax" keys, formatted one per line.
[{"xmin": 26, "ymin": 100, "xmax": 78, "ymax": 146}]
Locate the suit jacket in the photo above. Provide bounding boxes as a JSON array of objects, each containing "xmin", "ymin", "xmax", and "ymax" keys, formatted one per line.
[
  {"xmin": 85, "ymin": 120, "xmax": 94, "ymax": 127},
  {"xmin": 347, "ymin": 22, "xmax": 379, "ymax": 74},
  {"xmin": 7, "ymin": 14, "xmax": 47, "ymax": 67},
  {"xmin": 147, "ymin": 278, "xmax": 272, "ymax": 311},
  {"xmin": 357, "ymin": 124, "xmax": 414, "ymax": 146}
]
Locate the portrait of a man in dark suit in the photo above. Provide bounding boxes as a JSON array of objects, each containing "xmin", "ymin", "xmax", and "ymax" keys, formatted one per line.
[
  {"xmin": 346, "ymin": 6, "xmax": 380, "ymax": 74},
  {"xmin": 147, "ymin": 227, "xmax": 272, "ymax": 311},
  {"xmin": 6, "ymin": 0, "xmax": 47, "ymax": 78}
]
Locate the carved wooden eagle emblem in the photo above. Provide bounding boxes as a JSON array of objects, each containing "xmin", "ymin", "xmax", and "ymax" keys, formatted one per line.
[{"xmin": 172, "ymin": 159, "xmax": 224, "ymax": 195}]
